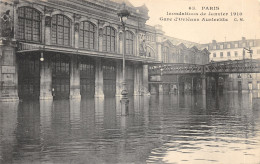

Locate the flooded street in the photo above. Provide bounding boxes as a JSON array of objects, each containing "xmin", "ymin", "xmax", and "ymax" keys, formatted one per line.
[{"xmin": 0, "ymin": 93, "xmax": 260, "ymax": 164}]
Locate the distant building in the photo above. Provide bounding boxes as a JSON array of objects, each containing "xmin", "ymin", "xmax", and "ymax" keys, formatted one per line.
[
  {"xmin": 201, "ymin": 37, "xmax": 260, "ymax": 62},
  {"xmin": 201, "ymin": 37, "xmax": 260, "ymax": 92}
]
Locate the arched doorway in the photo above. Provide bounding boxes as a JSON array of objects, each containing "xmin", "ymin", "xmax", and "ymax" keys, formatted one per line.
[
  {"xmin": 52, "ymin": 53, "xmax": 70, "ymax": 99},
  {"xmin": 18, "ymin": 53, "xmax": 40, "ymax": 100}
]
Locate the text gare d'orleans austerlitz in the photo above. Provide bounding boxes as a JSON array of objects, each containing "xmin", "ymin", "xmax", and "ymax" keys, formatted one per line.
[{"xmin": 160, "ymin": 6, "xmax": 244, "ymax": 22}]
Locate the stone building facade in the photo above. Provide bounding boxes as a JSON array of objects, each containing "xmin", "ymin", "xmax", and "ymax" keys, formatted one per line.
[
  {"xmin": 201, "ymin": 38, "xmax": 260, "ymax": 92},
  {"xmin": 0, "ymin": 0, "xmax": 208, "ymax": 101}
]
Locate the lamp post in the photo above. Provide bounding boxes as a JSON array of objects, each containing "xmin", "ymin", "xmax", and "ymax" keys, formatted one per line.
[
  {"xmin": 117, "ymin": 3, "xmax": 130, "ymax": 115},
  {"xmin": 244, "ymin": 47, "xmax": 253, "ymax": 66}
]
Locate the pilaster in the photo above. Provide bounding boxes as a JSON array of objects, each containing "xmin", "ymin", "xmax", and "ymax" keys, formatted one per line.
[
  {"xmin": 0, "ymin": 40, "xmax": 19, "ymax": 101},
  {"xmin": 98, "ymin": 28, "xmax": 103, "ymax": 51},
  {"xmin": 134, "ymin": 63, "xmax": 141, "ymax": 96},
  {"xmin": 157, "ymin": 43, "xmax": 162, "ymax": 62},
  {"xmin": 70, "ymin": 55, "xmax": 81, "ymax": 99},
  {"xmin": 39, "ymin": 54, "xmax": 53, "ymax": 100},
  {"xmin": 95, "ymin": 58, "xmax": 104, "ymax": 98},
  {"xmin": 201, "ymin": 74, "xmax": 207, "ymax": 95},
  {"xmin": 142, "ymin": 64, "xmax": 150, "ymax": 96}
]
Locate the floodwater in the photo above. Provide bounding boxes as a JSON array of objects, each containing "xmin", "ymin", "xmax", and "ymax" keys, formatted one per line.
[{"xmin": 0, "ymin": 92, "xmax": 260, "ymax": 164}]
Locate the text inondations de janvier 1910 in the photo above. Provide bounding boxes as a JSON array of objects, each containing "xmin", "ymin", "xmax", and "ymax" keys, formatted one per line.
[{"xmin": 159, "ymin": 6, "xmax": 245, "ymax": 22}]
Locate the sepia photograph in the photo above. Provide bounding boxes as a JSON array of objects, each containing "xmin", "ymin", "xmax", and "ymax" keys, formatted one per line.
[{"xmin": 0, "ymin": 0, "xmax": 260, "ymax": 163}]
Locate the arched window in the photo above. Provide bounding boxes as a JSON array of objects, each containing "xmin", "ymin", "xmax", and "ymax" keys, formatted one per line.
[
  {"xmin": 103, "ymin": 26, "xmax": 116, "ymax": 52},
  {"xmin": 51, "ymin": 15, "xmax": 70, "ymax": 46},
  {"xmin": 79, "ymin": 21, "xmax": 96, "ymax": 49},
  {"xmin": 126, "ymin": 31, "xmax": 134, "ymax": 55},
  {"xmin": 18, "ymin": 7, "xmax": 41, "ymax": 42}
]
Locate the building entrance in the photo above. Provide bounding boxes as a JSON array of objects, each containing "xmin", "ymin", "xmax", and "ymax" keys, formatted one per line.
[
  {"xmin": 52, "ymin": 54, "xmax": 70, "ymax": 99},
  {"xmin": 18, "ymin": 53, "xmax": 40, "ymax": 100},
  {"xmin": 79, "ymin": 56, "xmax": 95, "ymax": 98},
  {"xmin": 103, "ymin": 61, "xmax": 116, "ymax": 97}
]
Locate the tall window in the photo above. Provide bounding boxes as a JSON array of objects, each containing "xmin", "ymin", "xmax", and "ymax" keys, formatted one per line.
[
  {"xmin": 103, "ymin": 26, "xmax": 116, "ymax": 52},
  {"xmin": 18, "ymin": 7, "xmax": 41, "ymax": 42},
  {"xmin": 126, "ymin": 31, "xmax": 134, "ymax": 54},
  {"xmin": 52, "ymin": 15, "xmax": 70, "ymax": 46},
  {"xmin": 213, "ymin": 53, "xmax": 216, "ymax": 57},
  {"xmin": 79, "ymin": 21, "xmax": 95, "ymax": 49}
]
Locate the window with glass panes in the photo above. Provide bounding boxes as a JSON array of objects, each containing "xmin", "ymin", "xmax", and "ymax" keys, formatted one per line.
[
  {"xmin": 79, "ymin": 22, "xmax": 95, "ymax": 49},
  {"xmin": 126, "ymin": 31, "xmax": 133, "ymax": 54},
  {"xmin": 227, "ymin": 52, "xmax": 231, "ymax": 57},
  {"xmin": 103, "ymin": 26, "xmax": 116, "ymax": 52},
  {"xmin": 51, "ymin": 15, "xmax": 70, "ymax": 46},
  {"xmin": 18, "ymin": 7, "xmax": 41, "ymax": 42}
]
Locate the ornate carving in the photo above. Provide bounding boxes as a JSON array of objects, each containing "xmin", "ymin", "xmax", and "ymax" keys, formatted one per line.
[
  {"xmin": 98, "ymin": 20, "xmax": 105, "ymax": 27},
  {"xmin": 44, "ymin": 6, "xmax": 53, "ymax": 15},
  {"xmin": 0, "ymin": 10, "xmax": 13, "ymax": 38},
  {"xmin": 139, "ymin": 39, "xmax": 147, "ymax": 56},
  {"xmin": 73, "ymin": 13, "xmax": 81, "ymax": 22},
  {"xmin": 45, "ymin": 16, "xmax": 51, "ymax": 27}
]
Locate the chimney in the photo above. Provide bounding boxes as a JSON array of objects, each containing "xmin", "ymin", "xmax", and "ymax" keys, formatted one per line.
[
  {"xmin": 242, "ymin": 37, "xmax": 246, "ymax": 41},
  {"xmin": 212, "ymin": 40, "xmax": 216, "ymax": 44}
]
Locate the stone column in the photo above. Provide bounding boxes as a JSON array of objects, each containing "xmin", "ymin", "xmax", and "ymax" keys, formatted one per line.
[
  {"xmin": 136, "ymin": 33, "xmax": 140, "ymax": 56},
  {"xmin": 116, "ymin": 60, "xmax": 123, "ymax": 97},
  {"xmin": 98, "ymin": 28, "xmax": 103, "ymax": 51},
  {"xmin": 95, "ymin": 58, "xmax": 104, "ymax": 98},
  {"xmin": 142, "ymin": 64, "xmax": 150, "ymax": 95},
  {"xmin": 202, "ymin": 74, "xmax": 207, "ymax": 95},
  {"xmin": 74, "ymin": 23, "xmax": 79, "ymax": 49},
  {"xmin": 70, "ymin": 55, "xmax": 81, "ymax": 99},
  {"xmin": 39, "ymin": 55, "xmax": 53, "ymax": 100},
  {"xmin": 157, "ymin": 43, "xmax": 162, "ymax": 62},
  {"xmin": 134, "ymin": 64, "xmax": 141, "ymax": 96},
  {"xmin": 0, "ymin": 40, "xmax": 19, "ymax": 102}
]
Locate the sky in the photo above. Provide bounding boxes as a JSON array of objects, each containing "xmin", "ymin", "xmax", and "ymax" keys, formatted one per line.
[{"xmin": 128, "ymin": 0, "xmax": 260, "ymax": 44}]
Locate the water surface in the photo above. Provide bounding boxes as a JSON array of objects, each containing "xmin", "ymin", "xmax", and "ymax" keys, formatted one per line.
[{"xmin": 0, "ymin": 92, "xmax": 260, "ymax": 164}]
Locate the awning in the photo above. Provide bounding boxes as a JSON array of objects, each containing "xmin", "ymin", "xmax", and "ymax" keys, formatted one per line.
[{"xmin": 17, "ymin": 42, "xmax": 158, "ymax": 63}]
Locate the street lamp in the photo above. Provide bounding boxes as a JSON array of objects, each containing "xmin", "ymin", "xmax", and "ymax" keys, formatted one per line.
[
  {"xmin": 244, "ymin": 47, "xmax": 253, "ymax": 66},
  {"xmin": 117, "ymin": 3, "xmax": 130, "ymax": 115}
]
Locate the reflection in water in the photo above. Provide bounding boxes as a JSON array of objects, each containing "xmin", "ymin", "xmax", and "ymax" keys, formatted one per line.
[{"xmin": 0, "ymin": 93, "xmax": 260, "ymax": 164}]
